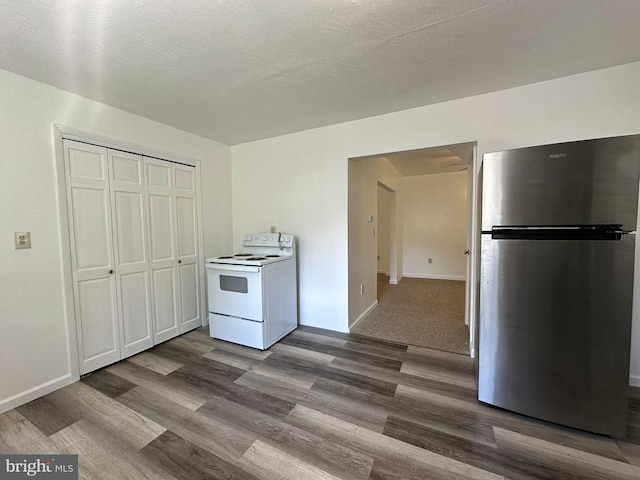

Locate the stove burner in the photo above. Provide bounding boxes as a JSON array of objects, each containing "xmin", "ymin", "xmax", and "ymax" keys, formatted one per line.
[
  {"xmin": 217, "ymin": 256, "xmax": 234, "ymax": 259},
  {"xmin": 234, "ymin": 253, "xmax": 252, "ymax": 257},
  {"xmin": 265, "ymin": 255, "xmax": 281, "ymax": 258},
  {"xmin": 247, "ymin": 257, "xmax": 266, "ymax": 261}
]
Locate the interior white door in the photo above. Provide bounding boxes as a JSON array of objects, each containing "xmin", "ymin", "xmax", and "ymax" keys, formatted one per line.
[
  {"xmin": 146, "ymin": 158, "xmax": 180, "ymax": 343},
  {"xmin": 64, "ymin": 140, "xmax": 121, "ymax": 374},
  {"xmin": 174, "ymin": 164, "xmax": 201, "ymax": 333},
  {"xmin": 109, "ymin": 150, "xmax": 153, "ymax": 357}
]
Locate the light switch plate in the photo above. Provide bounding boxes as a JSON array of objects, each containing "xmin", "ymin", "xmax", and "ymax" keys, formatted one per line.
[{"xmin": 15, "ymin": 232, "xmax": 31, "ymax": 249}]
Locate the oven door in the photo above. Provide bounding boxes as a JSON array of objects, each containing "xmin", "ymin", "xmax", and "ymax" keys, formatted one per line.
[{"xmin": 206, "ymin": 263, "xmax": 263, "ymax": 321}]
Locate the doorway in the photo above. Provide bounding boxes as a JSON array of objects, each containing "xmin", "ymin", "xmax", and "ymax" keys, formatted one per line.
[{"xmin": 348, "ymin": 142, "xmax": 476, "ymax": 355}]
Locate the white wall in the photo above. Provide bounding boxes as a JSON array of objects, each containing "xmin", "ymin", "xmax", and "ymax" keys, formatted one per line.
[
  {"xmin": 0, "ymin": 69, "xmax": 233, "ymax": 412},
  {"xmin": 231, "ymin": 61, "xmax": 640, "ymax": 384},
  {"xmin": 377, "ymin": 184, "xmax": 391, "ymax": 274},
  {"xmin": 403, "ymin": 171, "xmax": 468, "ymax": 280},
  {"xmin": 348, "ymin": 157, "xmax": 403, "ymax": 328}
]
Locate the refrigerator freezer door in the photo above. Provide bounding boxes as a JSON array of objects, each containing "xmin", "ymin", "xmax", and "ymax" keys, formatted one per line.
[
  {"xmin": 482, "ymin": 135, "xmax": 640, "ymax": 231},
  {"xmin": 478, "ymin": 234, "xmax": 635, "ymax": 437}
]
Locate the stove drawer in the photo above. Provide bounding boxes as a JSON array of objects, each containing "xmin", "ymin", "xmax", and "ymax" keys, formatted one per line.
[{"xmin": 209, "ymin": 313, "xmax": 265, "ymax": 350}]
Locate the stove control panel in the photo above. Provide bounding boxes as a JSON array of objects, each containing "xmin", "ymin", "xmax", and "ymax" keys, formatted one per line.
[{"xmin": 242, "ymin": 232, "xmax": 295, "ymax": 247}]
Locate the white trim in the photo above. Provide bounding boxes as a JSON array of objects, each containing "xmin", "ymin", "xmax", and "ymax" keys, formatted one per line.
[
  {"xmin": 403, "ymin": 273, "xmax": 466, "ymax": 281},
  {"xmin": 54, "ymin": 124, "xmax": 198, "ymax": 166},
  {"xmin": 0, "ymin": 374, "xmax": 74, "ymax": 414},
  {"xmin": 349, "ymin": 300, "xmax": 378, "ymax": 332},
  {"xmin": 630, "ymin": 375, "xmax": 640, "ymax": 388},
  {"xmin": 52, "ymin": 125, "xmax": 81, "ymax": 383}
]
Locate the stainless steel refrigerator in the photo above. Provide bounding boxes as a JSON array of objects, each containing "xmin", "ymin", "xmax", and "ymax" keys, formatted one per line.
[{"xmin": 478, "ymin": 134, "xmax": 640, "ymax": 437}]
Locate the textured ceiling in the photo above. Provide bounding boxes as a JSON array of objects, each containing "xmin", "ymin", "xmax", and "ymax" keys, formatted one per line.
[{"xmin": 1, "ymin": 0, "xmax": 640, "ymax": 145}]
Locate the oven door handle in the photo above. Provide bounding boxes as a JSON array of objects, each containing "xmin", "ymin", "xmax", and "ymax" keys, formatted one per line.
[{"xmin": 205, "ymin": 263, "xmax": 260, "ymax": 273}]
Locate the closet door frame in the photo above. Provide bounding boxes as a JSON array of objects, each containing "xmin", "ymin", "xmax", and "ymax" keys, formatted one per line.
[{"xmin": 53, "ymin": 124, "xmax": 206, "ymax": 381}]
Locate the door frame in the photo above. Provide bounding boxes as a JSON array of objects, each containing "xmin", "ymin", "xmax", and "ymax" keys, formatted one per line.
[{"xmin": 52, "ymin": 123, "xmax": 206, "ymax": 380}]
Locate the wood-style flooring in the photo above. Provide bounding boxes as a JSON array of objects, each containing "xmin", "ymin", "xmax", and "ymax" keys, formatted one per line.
[{"xmin": 2, "ymin": 326, "xmax": 640, "ymax": 479}]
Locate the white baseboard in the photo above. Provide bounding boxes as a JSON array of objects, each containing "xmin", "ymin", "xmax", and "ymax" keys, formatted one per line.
[
  {"xmin": 630, "ymin": 375, "xmax": 640, "ymax": 388},
  {"xmin": 0, "ymin": 373, "xmax": 75, "ymax": 414},
  {"xmin": 349, "ymin": 300, "xmax": 378, "ymax": 332},
  {"xmin": 403, "ymin": 273, "xmax": 466, "ymax": 281}
]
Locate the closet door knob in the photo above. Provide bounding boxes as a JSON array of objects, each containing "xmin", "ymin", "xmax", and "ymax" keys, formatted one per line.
[
  {"xmin": 178, "ymin": 260, "xmax": 182, "ymax": 264},
  {"xmin": 109, "ymin": 269, "xmax": 114, "ymax": 274}
]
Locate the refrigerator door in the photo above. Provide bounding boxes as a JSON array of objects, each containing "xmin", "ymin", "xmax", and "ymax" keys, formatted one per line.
[
  {"xmin": 478, "ymin": 234, "xmax": 635, "ymax": 437},
  {"xmin": 482, "ymin": 135, "xmax": 640, "ymax": 231}
]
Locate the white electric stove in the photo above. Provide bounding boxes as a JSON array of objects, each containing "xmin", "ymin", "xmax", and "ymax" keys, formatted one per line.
[{"xmin": 205, "ymin": 233, "xmax": 298, "ymax": 349}]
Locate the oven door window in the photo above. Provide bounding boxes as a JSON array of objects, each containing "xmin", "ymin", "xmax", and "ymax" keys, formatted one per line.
[{"xmin": 220, "ymin": 275, "xmax": 248, "ymax": 294}]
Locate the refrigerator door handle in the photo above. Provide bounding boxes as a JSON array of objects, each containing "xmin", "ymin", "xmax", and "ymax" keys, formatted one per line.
[{"xmin": 490, "ymin": 225, "xmax": 625, "ymax": 241}]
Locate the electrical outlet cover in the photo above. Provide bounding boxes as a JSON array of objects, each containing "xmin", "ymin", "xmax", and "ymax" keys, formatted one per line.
[{"xmin": 15, "ymin": 232, "xmax": 31, "ymax": 249}]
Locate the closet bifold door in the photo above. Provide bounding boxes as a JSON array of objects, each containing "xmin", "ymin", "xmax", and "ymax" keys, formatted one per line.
[
  {"xmin": 64, "ymin": 140, "xmax": 121, "ymax": 374},
  {"xmin": 145, "ymin": 158, "xmax": 202, "ymax": 343},
  {"xmin": 174, "ymin": 164, "xmax": 201, "ymax": 333},
  {"xmin": 108, "ymin": 149, "xmax": 153, "ymax": 358},
  {"xmin": 145, "ymin": 158, "xmax": 180, "ymax": 343}
]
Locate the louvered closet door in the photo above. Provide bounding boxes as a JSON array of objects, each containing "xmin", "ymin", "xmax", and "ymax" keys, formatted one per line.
[
  {"xmin": 64, "ymin": 140, "xmax": 120, "ymax": 374},
  {"xmin": 174, "ymin": 164, "xmax": 201, "ymax": 333},
  {"xmin": 146, "ymin": 158, "xmax": 180, "ymax": 343},
  {"xmin": 108, "ymin": 150, "xmax": 153, "ymax": 357}
]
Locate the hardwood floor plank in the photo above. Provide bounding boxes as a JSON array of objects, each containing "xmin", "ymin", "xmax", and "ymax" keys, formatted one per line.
[
  {"xmin": 169, "ymin": 335, "xmax": 215, "ymax": 355},
  {"xmin": 294, "ymin": 326, "xmax": 353, "ymax": 342},
  {"xmin": 0, "ymin": 410, "xmax": 61, "ymax": 454},
  {"xmin": 270, "ymin": 342, "xmax": 336, "ymax": 363},
  {"xmin": 49, "ymin": 420, "xmax": 176, "ymax": 480},
  {"xmin": 210, "ymin": 338, "xmax": 274, "ymax": 361},
  {"xmin": 281, "ymin": 336, "xmax": 403, "ymax": 371},
  {"xmin": 383, "ymin": 414, "xmax": 555, "ymax": 480},
  {"xmin": 298, "ymin": 325, "xmax": 409, "ymax": 352},
  {"xmin": 400, "ymin": 359, "xmax": 476, "ymax": 389},
  {"xmin": 614, "ymin": 440, "xmax": 640, "ymax": 467},
  {"xmin": 166, "ymin": 361, "xmax": 246, "ymax": 398},
  {"xmin": 198, "ymin": 395, "xmax": 374, "ymax": 480},
  {"xmin": 264, "ymin": 351, "xmax": 398, "ymax": 395},
  {"xmin": 237, "ymin": 440, "xmax": 344, "ymax": 480},
  {"xmin": 396, "ymin": 384, "xmax": 628, "ymax": 462},
  {"xmin": 45, "ymin": 381, "xmax": 165, "ymax": 451},
  {"xmin": 235, "ymin": 370, "xmax": 389, "ymax": 433},
  {"xmin": 367, "ymin": 457, "xmax": 457, "ymax": 480},
  {"xmin": 314, "ymin": 378, "xmax": 496, "ymax": 446},
  {"xmin": 203, "ymin": 348, "xmax": 258, "ymax": 371},
  {"xmin": 213, "ymin": 380, "xmax": 297, "ymax": 420},
  {"xmin": 493, "ymin": 427, "xmax": 640, "ymax": 480},
  {"xmin": 117, "ymin": 386, "xmax": 254, "ymax": 464},
  {"xmin": 127, "ymin": 351, "xmax": 184, "ymax": 375},
  {"xmin": 286, "ymin": 404, "xmax": 503, "ymax": 480},
  {"xmin": 80, "ymin": 369, "xmax": 138, "ymax": 398},
  {"xmin": 250, "ymin": 362, "xmax": 317, "ymax": 389},
  {"xmin": 406, "ymin": 344, "xmax": 474, "ymax": 368},
  {"xmin": 107, "ymin": 361, "xmax": 209, "ymax": 411},
  {"xmin": 141, "ymin": 430, "xmax": 260, "ymax": 480},
  {"xmin": 330, "ymin": 356, "xmax": 477, "ymax": 402},
  {"xmin": 15, "ymin": 396, "xmax": 79, "ymax": 436}
]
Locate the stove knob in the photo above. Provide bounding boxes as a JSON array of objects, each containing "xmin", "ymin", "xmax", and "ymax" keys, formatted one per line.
[{"xmin": 263, "ymin": 235, "xmax": 268, "ymax": 241}]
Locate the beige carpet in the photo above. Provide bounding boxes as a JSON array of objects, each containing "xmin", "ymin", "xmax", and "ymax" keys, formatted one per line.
[{"xmin": 351, "ymin": 274, "xmax": 469, "ymax": 354}]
